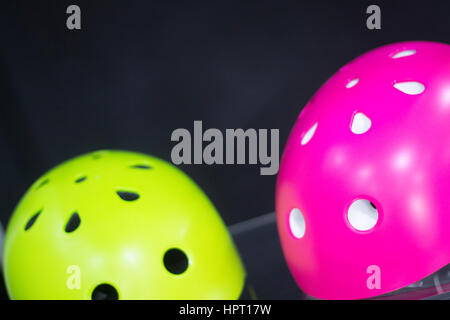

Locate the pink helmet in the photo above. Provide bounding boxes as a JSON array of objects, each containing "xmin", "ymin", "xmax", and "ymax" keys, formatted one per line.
[{"xmin": 276, "ymin": 41, "xmax": 450, "ymax": 300}]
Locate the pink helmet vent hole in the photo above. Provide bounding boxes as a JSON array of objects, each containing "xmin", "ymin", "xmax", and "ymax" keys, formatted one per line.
[
  {"xmin": 289, "ymin": 208, "xmax": 305, "ymax": 239},
  {"xmin": 351, "ymin": 112, "xmax": 372, "ymax": 134},
  {"xmin": 393, "ymin": 81, "xmax": 425, "ymax": 95},
  {"xmin": 346, "ymin": 78, "xmax": 359, "ymax": 89},
  {"xmin": 347, "ymin": 199, "xmax": 379, "ymax": 231},
  {"xmin": 391, "ymin": 49, "xmax": 416, "ymax": 59},
  {"xmin": 301, "ymin": 122, "xmax": 318, "ymax": 146}
]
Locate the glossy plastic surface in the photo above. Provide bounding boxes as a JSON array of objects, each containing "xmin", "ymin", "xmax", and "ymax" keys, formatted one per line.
[
  {"xmin": 4, "ymin": 150, "xmax": 245, "ymax": 299},
  {"xmin": 276, "ymin": 41, "xmax": 450, "ymax": 299},
  {"xmin": 0, "ymin": 222, "xmax": 4, "ymax": 268}
]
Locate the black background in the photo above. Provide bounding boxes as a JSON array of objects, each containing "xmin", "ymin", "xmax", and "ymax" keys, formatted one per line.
[{"xmin": 0, "ymin": 0, "xmax": 449, "ymax": 226}]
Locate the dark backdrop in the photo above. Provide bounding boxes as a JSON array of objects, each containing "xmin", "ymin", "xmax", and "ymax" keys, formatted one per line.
[{"xmin": 0, "ymin": 0, "xmax": 449, "ymax": 226}]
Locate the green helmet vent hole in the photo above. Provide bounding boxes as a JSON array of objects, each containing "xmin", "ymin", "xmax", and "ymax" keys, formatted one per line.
[
  {"xmin": 36, "ymin": 179, "xmax": 49, "ymax": 190},
  {"xmin": 91, "ymin": 284, "xmax": 119, "ymax": 300},
  {"xmin": 117, "ymin": 191, "xmax": 140, "ymax": 201},
  {"xmin": 65, "ymin": 212, "xmax": 81, "ymax": 233},
  {"xmin": 24, "ymin": 210, "xmax": 42, "ymax": 231},
  {"xmin": 163, "ymin": 248, "xmax": 188, "ymax": 275},
  {"xmin": 75, "ymin": 176, "xmax": 87, "ymax": 183},
  {"xmin": 130, "ymin": 164, "xmax": 152, "ymax": 170}
]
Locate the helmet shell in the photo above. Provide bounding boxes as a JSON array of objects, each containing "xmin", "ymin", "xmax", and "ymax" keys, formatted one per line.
[
  {"xmin": 0, "ymin": 221, "xmax": 4, "ymax": 268},
  {"xmin": 4, "ymin": 150, "xmax": 245, "ymax": 299},
  {"xmin": 276, "ymin": 41, "xmax": 450, "ymax": 299}
]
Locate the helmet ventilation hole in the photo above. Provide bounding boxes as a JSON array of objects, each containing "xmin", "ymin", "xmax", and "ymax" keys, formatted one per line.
[
  {"xmin": 301, "ymin": 122, "xmax": 318, "ymax": 146},
  {"xmin": 130, "ymin": 164, "xmax": 152, "ymax": 170},
  {"xmin": 346, "ymin": 78, "xmax": 359, "ymax": 89},
  {"xmin": 24, "ymin": 210, "xmax": 42, "ymax": 231},
  {"xmin": 91, "ymin": 284, "xmax": 119, "ymax": 300},
  {"xmin": 289, "ymin": 208, "xmax": 306, "ymax": 239},
  {"xmin": 351, "ymin": 112, "xmax": 372, "ymax": 134},
  {"xmin": 347, "ymin": 199, "xmax": 379, "ymax": 231},
  {"xmin": 36, "ymin": 179, "xmax": 49, "ymax": 190},
  {"xmin": 393, "ymin": 81, "xmax": 425, "ymax": 95},
  {"xmin": 164, "ymin": 248, "xmax": 189, "ymax": 275},
  {"xmin": 117, "ymin": 191, "xmax": 140, "ymax": 201},
  {"xmin": 92, "ymin": 153, "xmax": 104, "ymax": 160},
  {"xmin": 75, "ymin": 176, "xmax": 87, "ymax": 183},
  {"xmin": 65, "ymin": 212, "xmax": 81, "ymax": 233},
  {"xmin": 391, "ymin": 49, "xmax": 416, "ymax": 59}
]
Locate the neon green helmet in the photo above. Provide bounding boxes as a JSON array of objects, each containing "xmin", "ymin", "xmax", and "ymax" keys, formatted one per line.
[{"xmin": 3, "ymin": 150, "xmax": 246, "ymax": 299}]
